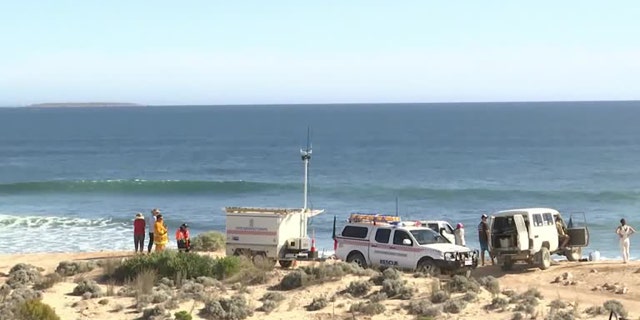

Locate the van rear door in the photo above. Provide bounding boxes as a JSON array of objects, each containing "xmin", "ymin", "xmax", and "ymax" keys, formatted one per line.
[
  {"xmin": 567, "ymin": 212, "xmax": 589, "ymax": 247},
  {"xmin": 513, "ymin": 214, "xmax": 530, "ymax": 250}
]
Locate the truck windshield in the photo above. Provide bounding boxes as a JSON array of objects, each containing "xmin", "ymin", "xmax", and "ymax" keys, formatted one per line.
[{"xmin": 410, "ymin": 229, "xmax": 448, "ymax": 245}]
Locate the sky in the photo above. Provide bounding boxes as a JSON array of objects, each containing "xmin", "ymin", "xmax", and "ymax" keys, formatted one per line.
[{"xmin": 1, "ymin": 1, "xmax": 639, "ymax": 106}]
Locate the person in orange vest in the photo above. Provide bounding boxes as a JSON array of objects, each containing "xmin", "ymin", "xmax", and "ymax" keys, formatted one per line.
[
  {"xmin": 154, "ymin": 214, "xmax": 168, "ymax": 252},
  {"xmin": 176, "ymin": 223, "xmax": 191, "ymax": 252}
]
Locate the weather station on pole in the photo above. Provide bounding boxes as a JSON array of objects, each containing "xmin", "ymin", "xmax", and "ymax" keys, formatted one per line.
[{"xmin": 223, "ymin": 128, "xmax": 325, "ymax": 267}]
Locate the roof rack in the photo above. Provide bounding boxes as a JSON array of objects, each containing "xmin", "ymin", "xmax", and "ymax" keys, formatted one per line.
[{"xmin": 349, "ymin": 213, "xmax": 401, "ymax": 224}]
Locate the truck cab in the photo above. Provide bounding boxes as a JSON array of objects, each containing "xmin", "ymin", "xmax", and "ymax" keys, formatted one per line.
[
  {"xmin": 334, "ymin": 213, "xmax": 478, "ymax": 276},
  {"xmin": 419, "ymin": 220, "xmax": 456, "ymax": 244}
]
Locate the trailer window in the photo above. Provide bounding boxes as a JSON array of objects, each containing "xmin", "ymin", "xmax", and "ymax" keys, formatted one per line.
[
  {"xmin": 375, "ymin": 229, "xmax": 391, "ymax": 243},
  {"xmin": 341, "ymin": 226, "xmax": 368, "ymax": 239}
]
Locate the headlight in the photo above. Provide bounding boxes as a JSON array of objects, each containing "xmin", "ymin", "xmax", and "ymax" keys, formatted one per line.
[{"xmin": 444, "ymin": 252, "xmax": 456, "ymax": 261}]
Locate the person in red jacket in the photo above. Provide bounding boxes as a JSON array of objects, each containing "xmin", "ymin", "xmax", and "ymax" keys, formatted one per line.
[
  {"xmin": 176, "ymin": 223, "xmax": 191, "ymax": 252},
  {"xmin": 133, "ymin": 212, "xmax": 146, "ymax": 253}
]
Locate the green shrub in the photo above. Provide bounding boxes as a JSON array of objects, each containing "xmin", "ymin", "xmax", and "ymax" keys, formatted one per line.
[
  {"xmin": 349, "ymin": 301, "xmax": 386, "ymax": 315},
  {"xmin": 71, "ymin": 279, "xmax": 103, "ymax": 298},
  {"xmin": 16, "ymin": 299, "xmax": 61, "ymax": 320},
  {"xmin": 603, "ymin": 300, "xmax": 627, "ymax": 318},
  {"xmin": 174, "ymin": 310, "xmax": 193, "ymax": 320},
  {"xmin": 549, "ymin": 299, "xmax": 566, "ymax": 310},
  {"xmin": 306, "ymin": 296, "xmax": 328, "ymax": 311},
  {"xmin": 345, "ymin": 280, "xmax": 371, "ymax": 297},
  {"xmin": 487, "ymin": 297, "xmax": 509, "ymax": 310},
  {"xmin": 191, "ymin": 231, "xmax": 225, "ymax": 252},
  {"xmin": 478, "ymin": 276, "xmax": 500, "ymax": 295},
  {"xmin": 371, "ymin": 268, "xmax": 402, "ymax": 285},
  {"xmin": 407, "ymin": 299, "xmax": 433, "ymax": 315},
  {"xmin": 260, "ymin": 292, "xmax": 285, "ymax": 302},
  {"xmin": 381, "ymin": 279, "xmax": 413, "ymax": 299},
  {"xmin": 278, "ymin": 270, "xmax": 309, "ymax": 290},
  {"xmin": 55, "ymin": 261, "xmax": 96, "ymax": 276},
  {"xmin": 462, "ymin": 292, "xmax": 478, "ymax": 302},
  {"xmin": 109, "ymin": 251, "xmax": 241, "ymax": 283},
  {"xmin": 33, "ymin": 273, "xmax": 64, "ymax": 290},
  {"xmin": 447, "ymin": 275, "xmax": 480, "ymax": 293},
  {"xmin": 7, "ymin": 264, "xmax": 43, "ymax": 289},
  {"xmin": 368, "ymin": 292, "xmax": 387, "ymax": 303},
  {"xmin": 200, "ymin": 294, "xmax": 253, "ymax": 320},
  {"xmin": 442, "ymin": 299, "xmax": 466, "ymax": 313},
  {"xmin": 430, "ymin": 290, "xmax": 449, "ymax": 304}
]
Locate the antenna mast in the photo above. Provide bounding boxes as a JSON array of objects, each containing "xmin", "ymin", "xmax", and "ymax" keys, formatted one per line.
[{"xmin": 300, "ymin": 127, "xmax": 312, "ymax": 212}]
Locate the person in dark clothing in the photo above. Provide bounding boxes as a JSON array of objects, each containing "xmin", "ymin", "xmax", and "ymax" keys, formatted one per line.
[
  {"xmin": 133, "ymin": 213, "xmax": 146, "ymax": 253},
  {"xmin": 146, "ymin": 208, "xmax": 160, "ymax": 253},
  {"xmin": 478, "ymin": 214, "xmax": 495, "ymax": 266}
]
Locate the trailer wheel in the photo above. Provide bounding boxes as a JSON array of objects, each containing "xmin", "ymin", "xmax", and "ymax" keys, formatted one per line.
[
  {"xmin": 346, "ymin": 252, "xmax": 367, "ymax": 268},
  {"xmin": 278, "ymin": 260, "xmax": 293, "ymax": 268}
]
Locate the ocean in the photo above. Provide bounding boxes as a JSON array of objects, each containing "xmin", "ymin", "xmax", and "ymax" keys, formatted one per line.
[{"xmin": 1, "ymin": 101, "xmax": 639, "ymax": 261}]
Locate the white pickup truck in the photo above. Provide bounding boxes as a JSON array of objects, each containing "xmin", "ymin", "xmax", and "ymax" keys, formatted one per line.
[{"xmin": 334, "ymin": 214, "xmax": 478, "ymax": 276}]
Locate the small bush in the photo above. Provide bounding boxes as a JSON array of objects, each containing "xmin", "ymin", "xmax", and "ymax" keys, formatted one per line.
[
  {"xmin": 407, "ymin": 299, "xmax": 433, "ymax": 315},
  {"xmin": 200, "ymin": 295, "xmax": 253, "ymax": 320},
  {"xmin": 447, "ymin": 275, "xmax": 480, "ymax": 293},
  {"xmin": 307, "ymin": 296, "xmax": 328, "ymax": 311},
  {"xmin": 442, "ymin": 299, "xmax": 466, "ymax": 313},
  {"xmin": 488, "ymin": 297, "xmax": 509, "ymax": 310},
  {"xmin": 33, "ymin": 272, "xmax": 64, "ymax": 290},
  {"xmin": 337, "ymin": 262, "xmax": 378, "ymax": 276},
  {"xmin": 546, "ymin": 309, "xmax": 576, "ymax": 320},
  {"xmin": 349, "ymin": 301, "xmax": 386, "ymax": 315},
  {"xmin": 584, "ymin": 305, "xmax": 606, "ymax": 316},
  {"xmin": 512, "ymin": 312, "xmax": 524, "ymax": 320},
  {"xmin": 134, "ymin": 269, "xmax": 157, "ymax": 295},
  {"xmin": 345, "ymin": 280, "xmax": 371, "ymax": 297},
  {"xmin": 603, "ymin": 300, "xmax": 627, "ymax": 317},
  {"xmin": 381, "ymin": 278, "xmax": 413, "ymax": 299},
  {"xmin": 98, "ymin": 298, "xmax": 109, "ymax": 305},
  {"xmin": 16, "ymin": 299, "xmax": 61, "ymax": 320},
  {"xmin": 141, "ymin": 304, "xmax": 168, "ymax": 320},
  {"xmin": 72, "ymin": 279, "xmax": 103, "ymax": 298},
  {"xmin": 368, "ymin": 292, "xmax": 387, "ymax": 303},
  {"xmin": 224, "ymin": 257, "xmax": 273, "ymax": 285},
  {"xmin": 165, "ymin": 298, "xmax": 180, "ymax": 310},
  {"xmin": 98, "ymin": 259, "xmax": 123, "ymax": 278},
  {"xmin": 191, "ymin": 231, "xmax": 225, "ymax": 252},
  {"xmin": 278, "ymin": 270, "xmax": 309, "ymax": 290},
  {"xmin": 7, "ymin": 264, "xmax": 43, "ymax": 288},
  {"xmin": 462, "ymin": 292, "xmax": 478, "ymax": 302},
  {"xmin": 371, "ymin": 268, "xmax": 402, "ymax": 285},
  {"xmin": 259, "ymin": 299, "xmax": 279, "ymax": 313},
  {"xmin": 478, "ymin": 276, "xmax": 500, "ymax": 295},
  {"xmin": 174, "ymin": 310, "xmax": 193, "ymax": 320},
  {"xmin": 55, "ymin": 261, "xmax": 96, "ymax": 276},
  {"xmin": 549, "ymin": 299, "xmax": 567, "ymax": 309},
  {"xmin": 430, "ymin": 290, "xmax": 449, "ymax": 304},
  {"xmin": 260, "ymin": 292, "xmax": 285, "ymax": 302}
]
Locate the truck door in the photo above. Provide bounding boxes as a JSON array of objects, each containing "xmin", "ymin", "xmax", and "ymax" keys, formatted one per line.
[
  {"xmin": 513, "ymin": 214, "xmax": 530, "ymax": 251},
  {"xmin": 440, "ymin": 222, "xmax": 455, "ymax": 244},
  {"xmin": 391, "ymin": 230, "xmax": 415, "ymax": 269},
  {"xmin": 567, "ymin": 212, "xmax": 589, "ymax": 247},
  {"xmin": 369, "ymin": 228, "xmax": 395, "ymax": 268}
]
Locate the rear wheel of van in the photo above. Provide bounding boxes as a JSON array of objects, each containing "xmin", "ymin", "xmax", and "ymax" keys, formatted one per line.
[
  {"xmin": 538, "ymin": 247, "xmax": 551, "ymax": 270},
  {"xmin": 565, "ymin": 247, "xmax": 582, "ymax": 261},
  {"xmin": 417, "ymin": 259, "xmax": 441, "ymax": 277},
  {"xmin": 346, "ymin": 252, "xmax": 367, "ymax": 268}
]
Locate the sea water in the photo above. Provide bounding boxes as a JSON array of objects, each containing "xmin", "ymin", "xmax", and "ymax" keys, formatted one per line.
[{"xmin": 1, "ymin": 102, "xmax": 639, "ymax": 260}]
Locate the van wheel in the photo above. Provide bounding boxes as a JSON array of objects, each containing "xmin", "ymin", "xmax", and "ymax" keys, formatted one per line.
[
  {"xmin": 278, "ymin": 260, "xmax": 293, "ymax": 268},
  {"xmin": 565, "ymin": 247, "xmax": 582, "ymax": 261},
  {"xmin": 417, "ymin": 259, "xmax": 441, "ymax": 277},
  {"xmin": 538, "ymin": 247, "xmax": 551, "ymax": 270},
  {"xmin": 346, "ymin": 252, "xmax": 367, "ymax": 268}
]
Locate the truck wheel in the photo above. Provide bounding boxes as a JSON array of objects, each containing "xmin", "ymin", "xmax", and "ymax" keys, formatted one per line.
[
  {"xmin": 346, "ymin": 252, "xmax": 367, "ymax": 268},
  {"xmin": 252, "ymin": 253, "xmax": 274, "ymax": 268},
  {"xmin": 538, "ymin": 247, "xmax": 551, "ymax": 270},
  {"xmin": 278, "ymin": 260, "xmax": 293, "ymax": 268},
  {"xmin": 565, "ymin": 247, "xmax": 582, "ymax": 261},
  {"xmin": 417, "ymin": 259, "xmax": 441, "ymax": 277}
]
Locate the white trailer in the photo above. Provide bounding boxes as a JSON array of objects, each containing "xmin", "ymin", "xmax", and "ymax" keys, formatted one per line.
[
  {"xmin": 224, "ymin": 132, "xmax": 324, "ymax": 267},
  {"xmin": 225, "ymin": 206, "xmax": 323, "ymax": 267}
]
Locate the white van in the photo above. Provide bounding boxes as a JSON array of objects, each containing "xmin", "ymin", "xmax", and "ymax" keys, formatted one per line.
[{"xmin": 489, "ymin": 208, "xmax": 589, "ymax": 270}]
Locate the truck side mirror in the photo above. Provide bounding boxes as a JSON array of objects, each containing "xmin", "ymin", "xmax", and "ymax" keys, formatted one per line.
[{"xmin": 402, "ymin": 238, "xmax": 412, "ymax": 246}]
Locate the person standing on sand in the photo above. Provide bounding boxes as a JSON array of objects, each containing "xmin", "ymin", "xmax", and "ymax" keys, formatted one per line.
[
  {"xmin": 154, "ymin": 214, "xmax": 169, "ymax": 252},
  {"xmin": 454, "ymin": 223, "xmax": 466, "ymax": 246},
  {"xmin": 147, "ymin": 208, "xmax": 160, "ymax": 253},
  {"xmin": 478, "ymin": 214, "xmax": 494, "ymax": 266},
  {"xmin": 616, "ymin": 218, "xmax": 636, "ymax": 263},
  {"xmin": 133, "ymin": 213, "xmax": 146, "ymax": 253}
]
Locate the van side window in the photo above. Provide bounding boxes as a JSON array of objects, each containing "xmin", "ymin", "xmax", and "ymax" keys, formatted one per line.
[
  {"xmin": 542, "ymin": 213, "xmax": 554, "ymax": 225},
  {"xmin": 375, "ymin": 229, "xmax": 391, "ymax": 243},
  {"xmin": 532, "ymin": 214, "xmax": 543, "ymax": 227},
  {"xmin": 393, "ymin": 230, "xmax": 412, "ymax": 246},
  {"xmin": 341, "ymin": 226, "xmax": 368, "ymax": 239}
]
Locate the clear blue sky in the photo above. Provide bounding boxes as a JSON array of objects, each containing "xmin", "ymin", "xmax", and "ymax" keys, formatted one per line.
[{"xmin": 1, "ymin": 1, "xmax": 639, "ymax": 106}]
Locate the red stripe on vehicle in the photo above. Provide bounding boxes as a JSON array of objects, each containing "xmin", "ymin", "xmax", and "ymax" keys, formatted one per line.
[{"xmin": 227, "ymin": 230, "xmax": 277, "ymax": 236}]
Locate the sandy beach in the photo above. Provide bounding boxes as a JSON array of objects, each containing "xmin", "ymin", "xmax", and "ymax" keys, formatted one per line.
[{"xmin": 1, "ymin": 250, "xmax": 639, "ymax": 320}]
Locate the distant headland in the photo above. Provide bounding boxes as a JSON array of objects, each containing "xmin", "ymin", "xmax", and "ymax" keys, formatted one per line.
[{"xmin": 26, "ymin": 102, "xmax": 144, "ymax": 108}]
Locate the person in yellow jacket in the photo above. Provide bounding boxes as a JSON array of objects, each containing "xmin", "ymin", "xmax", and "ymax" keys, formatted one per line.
[{"xmin": 154, "ymin": 214, "xmax": 169, "ymax": 252}]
